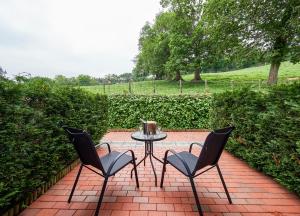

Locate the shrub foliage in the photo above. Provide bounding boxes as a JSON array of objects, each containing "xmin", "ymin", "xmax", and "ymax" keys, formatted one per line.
[
  {"xmin": 108, "ymin": 95, "xmax": 211, "ymax": 129},
  {"xmin": 0, "ymin": 79, "xmax": 108, "ymax": 210},
  {"xmin": 210, "ymin": 83, "xmax": 300, "ymax": 195},
  {"xmin": 1, "ymin": 77, "xmax": 299, "ymax": 211}
]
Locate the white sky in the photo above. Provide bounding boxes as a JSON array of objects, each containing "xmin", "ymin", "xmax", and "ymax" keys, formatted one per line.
[{"xmin": 0, "ymin": 0, "xmax": 161, "ymax": 78}]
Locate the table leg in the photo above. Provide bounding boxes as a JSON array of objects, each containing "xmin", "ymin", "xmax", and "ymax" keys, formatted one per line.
[
  {"xmin": 130, "ymin": 154, "xmax": 148, "ymax": 178},
  {"xmin": 135, "ymin": 154, "xmax": 148, "ymax": 167},
  {"xmin": 144, "ymin": 141, "xmax": 148, "ymax": 166},
  {"xmin": 130, "ymin": 141, "xmax": 149, "ymax": 178},
  {"xmin": 149, "ymin": 141, "xmax": 158, "ymax": 186},
  {"xmin": 131, "ymin": 140, "xmax": 162, "ymax": 186},
  {"xmin": 149, "ymin": 153, "xmax": 157, "ymax": 186},
  {"xmin": 150, "ymin": 140, "xmax": 164, "ymax": 164},
  {"xmin": 152, "ymin": 154, "xmax": 164, "ymax": 164}
]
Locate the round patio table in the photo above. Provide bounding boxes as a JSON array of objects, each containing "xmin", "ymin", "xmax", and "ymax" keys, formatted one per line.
[{"xmin": 130, "ymin": 131, "xmax": 167, "ymax": 186}]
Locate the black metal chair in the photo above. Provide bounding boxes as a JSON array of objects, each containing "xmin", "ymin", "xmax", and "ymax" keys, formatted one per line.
[
  {"xmin": 160, "ymin": 126, "xmax": 235, "ymax": 216},
  {"xmin": 63, "ymin": 126, "xmax": 139, "ymax": 216}
]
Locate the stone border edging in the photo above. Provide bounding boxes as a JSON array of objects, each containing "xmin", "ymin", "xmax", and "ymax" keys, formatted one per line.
[
  {"xmin": 99, "ymin": 141, "xmax": 203, "ymax": 146},
  {"xmin": 108, "ymin": 128, "xmax": 210, "ymax": 132},
  {"xmin": 2, "ymin": 159, "xmax": 80, "ymax": 216}
]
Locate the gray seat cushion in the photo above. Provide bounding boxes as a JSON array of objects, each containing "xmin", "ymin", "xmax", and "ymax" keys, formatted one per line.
[
  {"xmin": 167, "ymin": 151, "xmax": 198, "ymax": 176},
  {"xmin": 101, "ymin": 151, "xmax": 132, "ymax": 175}
]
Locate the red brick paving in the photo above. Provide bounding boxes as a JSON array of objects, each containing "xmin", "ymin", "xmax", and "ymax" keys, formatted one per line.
[
  {"xmin": 103, "ymin": 131, "xmax": 210, "ymax": 143},
  {"xmin": 20, "ymin": 132, "xmax": 300, "ymax": 216}
]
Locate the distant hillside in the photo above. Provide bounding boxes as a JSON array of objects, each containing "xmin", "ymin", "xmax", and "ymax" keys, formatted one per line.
[{"xmin": 82, "ymin": 62, "xmax": 300, "ymax": 95}]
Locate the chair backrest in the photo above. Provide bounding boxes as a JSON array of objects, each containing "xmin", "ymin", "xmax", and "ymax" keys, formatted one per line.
[
  {"xmin": 63, "ymin": 126, "xmax": 83, "ymax": 142},
  {"xmin": 195, "ymin": 126, "xmax": 235, "ymax": 172},
  {"xmin": 63, "ymin": 126, "xmax": 104, "ymax": 172}
]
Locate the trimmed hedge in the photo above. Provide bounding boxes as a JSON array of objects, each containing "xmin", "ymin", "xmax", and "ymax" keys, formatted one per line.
[
  {"xmin": 210, "ymin": 83, "xmax": 300, "ymax": 195},
  {"xmin": 0, "ymin": 79, "xmax": 108, "ymax": 211},
  {"xmin": 108, "ymin": 95, "xmax": 211, "ymax": 129},
  {"xmin": 1, "ymin": 76, "xmax": 299, "ymax": 213}
]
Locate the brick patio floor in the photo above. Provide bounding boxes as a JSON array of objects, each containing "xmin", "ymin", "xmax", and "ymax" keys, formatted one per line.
[{"xmin": 20, "ymin": 132, "xmax": 300, "ymax": 216}]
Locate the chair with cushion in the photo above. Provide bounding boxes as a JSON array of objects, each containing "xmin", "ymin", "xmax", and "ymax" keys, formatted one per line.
[
  {"xmin": 160, "ymin": 126, "xmax": 235, "ymax": 216},
  {"xmin": 63, "ymin": 126, "xmax": 139, "ymax": 216}
]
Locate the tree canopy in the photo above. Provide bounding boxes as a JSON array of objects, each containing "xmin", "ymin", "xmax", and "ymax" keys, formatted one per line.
[
  {"xmin": 203, "ymin": 0, "xmax": 300, "ymax": 84},
  {"xmin": 133, "ymin": 0, "xmax": 300, "ymax": 84},
  {"xmin": 133, "ymin": 13, "xmax": 174, "ymax": 80},
  {"xmin": 0, "ymin": 67, "xmax": 7, "ymax": 78}
]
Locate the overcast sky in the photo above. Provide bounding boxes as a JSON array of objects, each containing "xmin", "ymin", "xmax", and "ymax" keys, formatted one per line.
[{"xmin": 0, "ymin": 0, "xmax": 161, "ymax": 78}]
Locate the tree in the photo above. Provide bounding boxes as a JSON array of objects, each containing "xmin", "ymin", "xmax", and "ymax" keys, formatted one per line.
[
  {"xmin": 118, "ymin": 73, "xmax": 132, "ymax": 82},
  {"xmin": 0, "ymin": 66, "xmax": 7, "ymax": 78},
  {"xmin": 133, "ymin": 22, "xmax": 153, "ymax": 79},
  {"xmin": 76, "ymin": 74, "xmax": 97, "ymax": 86},
  {"xmin": 189, "ymin": 21, "xmax": 211, "ymax": 82},
  {"xmin": 165, "ymin": 31, "xmax": 191, "ymax": 81},
  {"xmin": 203, "ymin": 0, "xmax": 300, "ymax": 84},
  {"xmin": 133, "ymin": 13, "xmax": 173, "ymax": 80},
  {"xmin": 161, "ymin": 0, "xmax": 209, "ymax": 82},
  {"xmin": 54, "ymin": 75, "xmax": 69, "ymax": 85}
]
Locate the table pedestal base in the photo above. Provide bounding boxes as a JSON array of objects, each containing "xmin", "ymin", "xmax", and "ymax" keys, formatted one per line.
[{"xmin": 130, "ymin": 141, "xmax": 163, "ymax": 186}]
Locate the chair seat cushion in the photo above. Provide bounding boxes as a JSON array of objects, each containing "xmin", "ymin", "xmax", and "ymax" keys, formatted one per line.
[
  {"xmin": 101, "ymin": 151, "xmax": 132, "ymax": 175},
  {"xmin": 167, "ymin": 151, "xmax": 198, "ymax": 176}
]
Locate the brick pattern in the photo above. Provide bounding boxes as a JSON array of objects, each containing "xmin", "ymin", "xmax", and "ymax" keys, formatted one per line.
[{"xmin": 20, "ymin": 132, "xmax": 300, "ymax": 216}]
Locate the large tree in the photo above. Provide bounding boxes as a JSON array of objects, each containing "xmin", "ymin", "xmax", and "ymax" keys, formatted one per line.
[
  {"xmin": 165, "ymin": 28, "xmax": 191, "ymax": 81},
  {"xmin": 161, "ymin": 0, "xmax": 205, "ymax": 81},
  {"xmin": 204, "ymin": 0, "xmax": 300, "ymax": 84},
  {"xmin": 0, "ymin": 67, "xmax": 7, "ymax": 78},
  {"xmin": 189, "ymin": 21, "xmax": 215, "ymax": 82},
  {"xmin": 76, "ymin": 74, "xmax": 97, "ymax": 86},
  {"xmin": 133, "ymin": 13, "xmax": 173, "ymax": 80}
]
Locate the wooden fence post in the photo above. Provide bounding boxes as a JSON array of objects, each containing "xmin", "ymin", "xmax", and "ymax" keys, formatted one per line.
[
  {"xmin": 128, "ymin": 80, "xmax": 132, "ymax": 94},
  {"xmin": 179, "ymin": 80, "xmax": 182, "ymax": 94},
  {"xmin": 8, "ymin": 208, "xmax": 13, "ymax": 216},
  {"xmin": 153, "ymin": 79, "xmax": 156, "ymax": 94},
  {"xmin": 103, "ymin": 84, "xmax": 106, "ymax": 94},
  {"xmin": 258, "ymin": 79, "xmax": 261, "ymax": 91},
  {"xmin": 14, "ymin": 203, "xmax": 20, "ymax": 215},
  {"xmin": 205, "ymin": 80, "xmax": 208, "ymax": 94}
]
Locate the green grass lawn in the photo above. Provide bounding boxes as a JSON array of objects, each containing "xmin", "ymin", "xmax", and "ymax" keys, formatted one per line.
[{"xmin": 82, "ymin": 61, "xmax": 300, "ymax": 95}]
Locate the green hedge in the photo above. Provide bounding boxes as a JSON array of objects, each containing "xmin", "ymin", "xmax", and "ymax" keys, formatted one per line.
[
  {"xmin": 1, "ymin": 77, "xmax": 299, "ymax": 212},
  {"xmin": 210, "ymin": 83, "xmax": 300, "ymax": 195},
  {"xmin": 108, "ymin": 95, "xmax": 211, "ymax": 129},
  {"xmin": 0, "ymin": 78, "xmax": 108, "ymax": 211}
]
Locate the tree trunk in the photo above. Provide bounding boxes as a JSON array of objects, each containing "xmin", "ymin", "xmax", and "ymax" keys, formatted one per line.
[
  {"xmin": 173, "ymin": 71, "xmax": 184, "ymax": 81},
  {"xmin": 191, "ymin": 68, "xmax": 202, "ymax": 82},
  {"xmin": 267, "ymin": 36, "xmax": 286, "ymax": 85},
  {"xmin": 267, "ymin": 61, "xmax": 281, "ymax": 85},
  {"xmin": 166, "ymin": 74, "xmax": 173, "ymax": 80}
]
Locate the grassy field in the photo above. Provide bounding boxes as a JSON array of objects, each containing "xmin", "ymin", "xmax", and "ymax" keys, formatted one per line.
[{"xmin": 83, "ymin": 62, "xmax": 300, "ymax": 95}]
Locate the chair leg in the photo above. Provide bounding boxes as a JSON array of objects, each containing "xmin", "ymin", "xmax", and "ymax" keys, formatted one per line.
[
  {"xmin": 94, "ymin": 177, "xmax": 108, "ymax": 216},
  {"xmin": 132, "ymin": 160, "xmax": 140, "ymax": 188},
  {"xmin": 68, "ymin": 164, "xmax": 83, "ymax": 203},
  {"xmin": 189, "ymin": 177, "xmax": 203, "ymax": 216},
  {"xmin": 160, "ymin": 159, "xmax": 167, "ymax": 188},
  {"xmin": 216, "ymin": 164, "xmax": 232, "ymax": 204},
  {"xmin": 144, "ymin": 142, "xmax": 147, "ymax": 166}
]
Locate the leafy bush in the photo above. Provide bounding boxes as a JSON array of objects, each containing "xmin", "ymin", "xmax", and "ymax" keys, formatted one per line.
[
  {"xmin": 108, "ymin": 95, "xmax": 211, "ymax": 129},
  {"xmin": 210, "ymin": 83, "xmax": 300, "ymax": 195},
  {"xmin": 0, "ymin": 78, "xmax": 108, "ymax": 211}
]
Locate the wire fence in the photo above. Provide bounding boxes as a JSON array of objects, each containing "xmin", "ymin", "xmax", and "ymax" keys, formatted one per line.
[{"xmin": 82, "ymin": 78, "xmax": 300, "ymax": 95}]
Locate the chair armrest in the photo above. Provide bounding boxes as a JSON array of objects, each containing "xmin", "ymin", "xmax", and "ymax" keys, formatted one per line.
[
  {"xmin": 189, "ymin": 142, "xmax": 203, "ymax": 153},
  {"xmin": 164, "ymin": 149, "xmax": 192, "ymax": 176},
  {"xmin": 106, "ymin": 150, "xmax": 135, "ymax": 175},
  {"xmin": 95, "ymin": 142, "xmax": 111, "ymax": 153}
]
